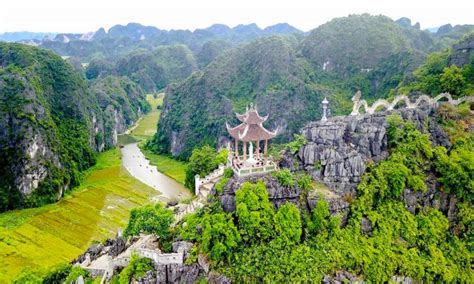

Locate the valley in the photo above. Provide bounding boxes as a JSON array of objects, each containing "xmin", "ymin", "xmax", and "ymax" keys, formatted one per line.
[
  {"xmin": 0, "ymin": 9, "xmax": 473, "ymax": 283},
  {"xmin": 0, "ymin": 95, "xmax": 188, "ymax": 281}
]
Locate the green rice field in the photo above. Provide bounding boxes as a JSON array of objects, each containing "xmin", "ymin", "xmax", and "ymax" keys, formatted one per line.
[
  {"xmin": 0, "ymin": 149, "xmax": 161, "ymax": 282},
  {"xmin": 129, "ymin": 94, "xmax": 164, "ymax": 140}
]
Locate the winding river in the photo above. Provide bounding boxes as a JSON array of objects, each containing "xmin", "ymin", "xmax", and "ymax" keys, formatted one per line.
[{"xmin": 120, "ymin": 141, "xmax": 191, "ymax": 202}]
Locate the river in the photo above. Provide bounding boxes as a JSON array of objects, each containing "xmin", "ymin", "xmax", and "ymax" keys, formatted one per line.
[{"xmin": 120, "ymin": 142, "xmax": 191, "ymax": 202}]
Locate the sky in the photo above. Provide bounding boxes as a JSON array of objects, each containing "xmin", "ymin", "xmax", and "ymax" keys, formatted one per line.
[{"xmin": 1, "ymin": 0, "xmax": 473, "ymax": 33}]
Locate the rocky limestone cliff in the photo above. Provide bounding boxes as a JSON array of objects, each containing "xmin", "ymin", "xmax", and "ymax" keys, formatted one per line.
[
  {"xmin": 296, "ymin": 106, "xmax": 450, "ymax": 195},
  {"xmin": 0, "ymin": 43, "xmax": 148, "ymax": 211},
  {"xmin": 214, "ymin": 174, "xmax": 302, "ymax": 213},
  {"xmin": 448, "ymin": 33, "xmax": 474, "ymax": 67}
]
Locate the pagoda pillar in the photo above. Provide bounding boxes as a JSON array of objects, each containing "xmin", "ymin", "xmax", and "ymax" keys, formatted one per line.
[
  {"xmin": 264, "ymin": 139, "xmax": 268, "ymax": 157},
  {"xmin": 243, "ymin": 142, "xmax": 247, "ymax": 160},
  {"xmin": 256, "ymin": 140, "xmax": 260, "ymax": 159},
  {"xmin": 234, "ymin": 139, "xmax": 239, "ymax": 158}
]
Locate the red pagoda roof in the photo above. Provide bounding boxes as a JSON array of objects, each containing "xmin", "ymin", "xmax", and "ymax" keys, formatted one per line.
[{"xmin": 226, "ymin": 104, "xmax": 278, "ymax": 142}]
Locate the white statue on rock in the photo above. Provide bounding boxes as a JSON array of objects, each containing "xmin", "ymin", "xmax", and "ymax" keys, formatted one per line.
[{"xmin": 247, "ymin": 142, "xmax": 256, "ymax": 163}]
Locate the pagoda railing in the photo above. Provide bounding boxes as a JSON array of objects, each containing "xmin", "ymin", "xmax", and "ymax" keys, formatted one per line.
[{"xmin": 231, "ymin": 156, "xmax": 278, "ymax": 177}]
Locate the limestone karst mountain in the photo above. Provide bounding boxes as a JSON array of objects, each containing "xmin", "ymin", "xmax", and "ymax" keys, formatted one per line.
[
  {"xmin": 152, "ymin": 14, "xmax": 474, "ymax": 159},
  {"xmin": 0, "ymin": 43, "xmax": 149, "ymax": 211}
]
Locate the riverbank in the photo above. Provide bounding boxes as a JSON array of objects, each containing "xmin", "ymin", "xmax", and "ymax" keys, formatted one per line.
[
  {"xmin": 121, "ymin": 142, "xmax": 190, "ymax": 201},
  {"xmin": 0, "ymin": 149, "xmax": 161, "ymax": 281},
  {"xmin": 127, "ymin": 93, "xmax": 188, "ymax": 186}
]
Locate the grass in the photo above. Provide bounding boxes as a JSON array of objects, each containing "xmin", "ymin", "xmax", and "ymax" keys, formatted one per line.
[
  {"xmin": 141, "ymin": 146, "xmax": 187, "ymax": 185},
  {"xmin": 0, "ymin": 149, "xmax": 161, "ymax": 282},
  {"xmin": 129, "ymin": 94, "xmax": 164, "ymax": 140},
  {"xmin": 128, "ymin": 93, "xmax": 188, "ymax": 185}
]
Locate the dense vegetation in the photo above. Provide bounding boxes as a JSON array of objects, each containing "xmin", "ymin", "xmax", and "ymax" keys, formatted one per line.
[
  {"xmin": 398, "ymin": 33, "xmax": 474, "ymax": 96},
  {"xmin": 173, "ymin": 113, "xmax": 473, "ymax": 282},
  {"xmin": 183, "ymin": 145, "xmax": 228, "ymax": 191},
  {"xmin": 0, "ymin": 42, "xmax": 149, "ymax": 211}
]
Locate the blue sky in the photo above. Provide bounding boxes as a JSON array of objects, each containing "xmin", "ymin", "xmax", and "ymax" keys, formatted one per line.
[{"xmin": 1, "ymin": 0, "xmax": 473, "ymax": 33}]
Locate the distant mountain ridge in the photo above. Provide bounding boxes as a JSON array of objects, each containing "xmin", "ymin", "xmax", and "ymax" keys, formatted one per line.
[{"xmin": 0, "ymin": 32, "xmax": 56, "ymax": 42}]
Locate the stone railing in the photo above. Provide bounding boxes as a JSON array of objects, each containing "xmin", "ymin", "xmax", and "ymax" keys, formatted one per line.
[
  {"xmin": 135, "ymin": 248, "xmax": 184, "ymax": 265},
  {"xmin": 194, "ymin": 164, "xmax": 225, "ymax": 195},
  {"xmin": 234, "ymin": 161, "xmax": 277, "ymax": 177},
  {"xmin": 350, "ymin": 91, "xmax": 474, "ymax": 116}
]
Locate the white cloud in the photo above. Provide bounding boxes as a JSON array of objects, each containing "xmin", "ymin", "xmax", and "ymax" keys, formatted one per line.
[{"xmin": 1, "ymin": 0, "xmax": 473, "ymax": 33}]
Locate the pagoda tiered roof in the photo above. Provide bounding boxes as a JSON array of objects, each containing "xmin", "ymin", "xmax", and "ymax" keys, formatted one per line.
[{"xmin": 226, "ymin": 104, "xmax": 278, "ymax": 142}]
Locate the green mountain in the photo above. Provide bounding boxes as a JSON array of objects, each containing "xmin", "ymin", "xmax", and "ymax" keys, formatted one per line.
[
  {"xmin": 86, "ymin": 44, "xmax": 198, "ymax": 93},
  {"xmin": 0, "ymin": 43, "xmax": 149, "ymax": 212},
  {"xmin": 149, "ymin": 35, "xmax": 337, "ymax": 159},
  {"xmin": 153, "ymin": 14, "xmax": 468, "ymax": 159},
  {"xmin": 300, "ymin": 14, "xmax": 412, "ymax": 77}
]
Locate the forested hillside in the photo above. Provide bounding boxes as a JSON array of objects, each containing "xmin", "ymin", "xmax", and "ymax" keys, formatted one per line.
[
  {"xmin": 152, "ymin": 14, "xmax": 474, "ymax": 159},
  {"xmin": 0, "ymin": 43, "xmax": 149, "ymax": 211},
  {"xmin": 86, "ymin": 44, "xmax": 198, "ymax": 93}
]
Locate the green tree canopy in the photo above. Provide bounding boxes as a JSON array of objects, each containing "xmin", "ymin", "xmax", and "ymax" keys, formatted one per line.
[
  {"xmin": 235, "ymin": 181, "xmax": 275, "ymax": 243},
  {"xmin": 274, "ymin": 202, "xmax": 302, "ymax": 246},
  {"xmin": 124, "ymin": 203, "xmax": 174, "ymax": 239}
]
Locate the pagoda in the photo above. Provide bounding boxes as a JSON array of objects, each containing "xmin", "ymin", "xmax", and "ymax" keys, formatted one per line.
[{"xmin": 226, "ymin": 103, "xmax": 278, "ymax": 176}]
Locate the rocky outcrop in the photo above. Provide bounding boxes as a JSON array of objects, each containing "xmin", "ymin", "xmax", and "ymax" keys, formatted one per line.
[
  {"xmin": 215, "ymin": 174, "xmax": 301, "ymax": 213},
  {"xmin": 449, "ymin": 33, "xmax": 474, "ymax": 67},
  {"xmin": 297, "ymin": 106, "xmax": 450, "ymax": 195}
]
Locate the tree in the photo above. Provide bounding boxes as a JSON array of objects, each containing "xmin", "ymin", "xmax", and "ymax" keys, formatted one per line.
[
  {"xmin": 201, "ymin": 212, "xmax": 241, "ymax": 262},
  {"xmin": 185, "ymin": 145, "xmax": 226, "ymax": 191},
  {"xmin": 440, "ymin": 65, "xmax": 466, "ymax": 96},
  {"xmin": 307, "ymin": 197, "xmax": 330, "ymax": 237},
  {"xmin": 434, "ymin": 142, "xmax": 474, "ymax": 201},
  {"xmin": 124, "ymin": 203, "xmax": 174, "ymax": 239},
  {"xmin": 274, "ymin": 203, "xmax": 302, "ymax": 246},
  {"xmin": 235, "ymin": 181, "xmax": 275, "ymax": 242}
]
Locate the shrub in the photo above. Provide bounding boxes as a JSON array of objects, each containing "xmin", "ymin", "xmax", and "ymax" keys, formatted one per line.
[
  {"xmin": 116, "ymin": 254, "xmax": 154, "ymax": 284},
  {"xmin": 65, "ymin": 266, "xmax": 89, "ymax": 283},
  {"xmin": 297, "ymin": 174, "xmax": 313, "ymax": 191},
  {"xmin": 274, "ymin": 203, "xmax": 302, "ymax": 246},
  {"xmin": 286, "ymin": 134, "xmax": 308, "ymax": 154},
  {"xmin": 273, "ymin": 169, "xmax": 295, "ymax": 187},
  {"xmin": 124, "ymin": 203, "xmax": 174, "ymax": 239},
  {"xmin": 235, "ymin": 181, "xmax": 275, "ymax": 243}
]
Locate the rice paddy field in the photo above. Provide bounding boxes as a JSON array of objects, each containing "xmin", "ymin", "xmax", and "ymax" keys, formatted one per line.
[
  {"xmin": 0, "ymin": 146, "xmax": 162, "ymax": 282},
  {"xmin": 129, "ymin": 94, "xmax": 164, "ymax": 140}
]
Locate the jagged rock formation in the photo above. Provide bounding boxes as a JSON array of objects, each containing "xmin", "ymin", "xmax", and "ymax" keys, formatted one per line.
[
  {"xmin": 449, "ymin": 33, "xmax": 474, "ymax": 67},
  {"xmin": 215, "ymin": 175, "xmax": 302, "ymax": 213},
  {"xmin": 297, "ymin": 106, "xmax": 450, "ymax": 194}
]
